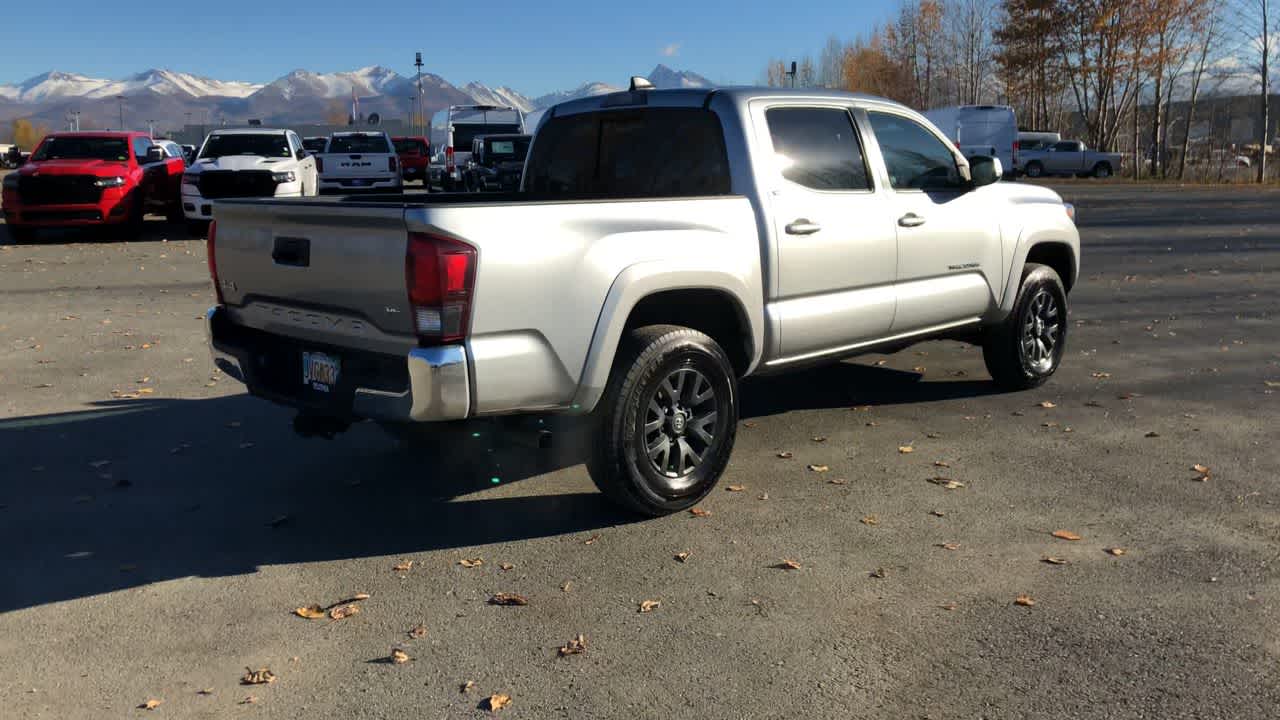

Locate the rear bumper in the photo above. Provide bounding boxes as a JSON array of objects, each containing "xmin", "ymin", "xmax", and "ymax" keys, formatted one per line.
[
  {"xmin": 205, "ymin": 306, "xmax": 469, "ymax": 422},
  {"xmin": 318, "ymin": 177, "xmax": 402, "ymax": 193}
]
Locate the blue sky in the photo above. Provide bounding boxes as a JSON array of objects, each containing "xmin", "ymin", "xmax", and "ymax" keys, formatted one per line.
[{"xmin": 3, "ymin": 0, "xmax": 896, "ymax": 96}]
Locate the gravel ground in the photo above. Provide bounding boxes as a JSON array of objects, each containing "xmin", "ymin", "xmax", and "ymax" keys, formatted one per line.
[{"xmin": 1, "ymin": 181, "xmax": 1277, "ymax": 719}]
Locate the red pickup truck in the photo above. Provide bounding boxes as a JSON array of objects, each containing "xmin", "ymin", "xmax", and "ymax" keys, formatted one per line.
[
  {"xmin": 391, "ymin": 136, "xmax": 431, "ymax": 185},
  {"xmin": 2, "ymin": 131, "xmax": 184, "ymax": 241}
]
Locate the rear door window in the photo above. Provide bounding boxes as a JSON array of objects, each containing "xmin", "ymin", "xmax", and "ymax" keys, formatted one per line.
[
  {"xmin": 525, "ymin": 108, "xmax": 730, "ymax": 197},
  {"xmin": 765, "ymin": 107, "xmax": 871, "ymax": 191}
]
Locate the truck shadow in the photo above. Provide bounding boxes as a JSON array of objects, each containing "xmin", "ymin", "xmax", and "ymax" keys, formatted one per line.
[
  {"xmin": 0, "ymin": 217, "xmax": 201, "ymax": 246},
  {"xmin": 0, "ymin": 361, "xmax": 998, "ymax": 612}
]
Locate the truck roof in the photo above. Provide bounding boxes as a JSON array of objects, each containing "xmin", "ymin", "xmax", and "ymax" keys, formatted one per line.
[
  {"xmin": 207, "ymin": 128, "xmax": 290, "ymax": 136},
  {"xmin": 45, "ymin": 130, "xmax": 145, "ymax": 139},
  {"xmin": 547, "ymin": 86, "xmax": 914, "ymax": 120}
]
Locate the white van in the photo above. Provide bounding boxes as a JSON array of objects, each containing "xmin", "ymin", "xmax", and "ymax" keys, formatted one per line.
[
  {"xmin": 433, "ymin": 105, "xmax": 525, "ymax": 191},
  {"xmin": 923, "ymin": 105, "xmax": 1018, "ymax": 178}
]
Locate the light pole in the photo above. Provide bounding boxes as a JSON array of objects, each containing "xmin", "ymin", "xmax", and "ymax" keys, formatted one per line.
[
  {"xmin": 147, "ymin": 119, "xmax": 155, "ymax": 138},
  {"xmin": 116, "ymin": 96, "xmax": 125, "ymax": 131},
  {"xmin": 414, "ymin": 51, "xmax": 424, "ymax": 138},
  {"xmin": 73, "ymin": 111, "xmax": 81, "ymax": 131}
]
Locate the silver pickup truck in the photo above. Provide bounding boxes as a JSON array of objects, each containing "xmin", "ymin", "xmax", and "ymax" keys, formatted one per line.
[
  {"xmin": 205, "ymin": 84, "xmax": 1080, "ymax": 516},
  {"xmin": 1020, "ymin": 140, "xmax": 1122, "ymax": 179}
]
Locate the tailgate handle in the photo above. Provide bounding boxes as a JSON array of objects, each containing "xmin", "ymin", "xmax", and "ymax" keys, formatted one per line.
[{"xmin": 272, "ymin": 237, "xmax": 310, "ymax": 267}]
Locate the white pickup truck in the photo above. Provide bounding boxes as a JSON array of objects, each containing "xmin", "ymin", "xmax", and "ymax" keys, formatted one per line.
[
  {"xmin": 205, "ymin": 84, "xmax": 1080, "ymax": 516},
  {"xmin": 181, "ymin": 129, "xmax": 318, "ymax": 233},
  {"xmin": 316, "ymin": 131, "xmax": 402, "ymax": 193}
]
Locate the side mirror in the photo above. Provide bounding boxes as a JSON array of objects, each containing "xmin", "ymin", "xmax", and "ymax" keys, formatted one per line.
[
  {"xmin": 145, "ymin": 146, "xmax": 165, "ymax": 163},
  {"xmin": 296, "ymin": 149, "xmax": 306, "ymax": 160},
  {"xmin": 969, "ymin": 156, "xmax": 1003, "ymax": 187}
]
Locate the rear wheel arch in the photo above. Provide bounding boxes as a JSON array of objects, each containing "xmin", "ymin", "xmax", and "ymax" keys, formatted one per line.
[{"xmin": 622, "ymin": 289, "xmax": 753, "ymax": 378}]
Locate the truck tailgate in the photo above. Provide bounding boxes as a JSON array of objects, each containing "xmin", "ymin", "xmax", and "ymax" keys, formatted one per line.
[
  {"xmin": 212, "ymin": 200, "xmax": 416, "ymax": 354},
  {"xmin": 320, "ymin": 153, "xmax": 396, "ymax": 179}
]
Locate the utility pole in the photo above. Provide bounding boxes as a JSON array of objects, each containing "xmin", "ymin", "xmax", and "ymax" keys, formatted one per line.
[
  {"xmin": 1259, "ymin": 0, "xmax": 1270, "ymax": 183},
  {"xmin": 147, "ymin": 119, "xmax": 155, "ymax": 138},
  {"xmin": 116, "ymin": 96, "xmax": 125, "ymax": 131},
  {"xmin": 414, "ymin": 51, "xmax": 424, "ymax": 138},
  {"xmin": 73, "ymin": 111, "xmax": 81, "ymax": 131},
  {"xmin": 785, "ymin": 61, "xmax": 797, "ymax": 88}
]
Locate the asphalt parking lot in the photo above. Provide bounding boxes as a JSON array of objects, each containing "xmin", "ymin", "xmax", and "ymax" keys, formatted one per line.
[{"xmin": 1, "ymin": 181, "xmax": 1278, "ymax": 719}]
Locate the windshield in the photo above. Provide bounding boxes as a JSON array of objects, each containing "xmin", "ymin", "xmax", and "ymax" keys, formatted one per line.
[
  {"xmin": 484, "ymin": 136, "xmax": 531, "ymax": 162},
  {"xmin": 394, "ymin": 138, "xmax": 429, "ymax": 155},
  {"xmin": 328, "ymin": 135, "xmax": 391, "ymax": 154},
  {"xmin": 302, "ymin": 138, "xmax": 327, "ymax": 153},
  {"xmin": 32, "ymin": 137, "xmax": 130, "ymax": 162},
  {"xmin": 200, "ymin": 134, "xmax": 290, "ymax": 159},
  {"xmin": 453, "ymin": 124, "xmax": 523, "ymax": 151}
]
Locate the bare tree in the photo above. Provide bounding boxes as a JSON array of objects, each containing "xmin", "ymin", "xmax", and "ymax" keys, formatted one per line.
[
  {"xmin": 995, "ymin": 0, "xmax": 1068, "ymax": 130},
  {"xmin": 1179, "ymin": 0, "xmax": 1225, "ymax": 178},
  {"xmin": 799, "ymin": 57, "xmax": 818, "ymax": 87},
  {"xmin": 819, "ymin": 36, "xmax": 847, "ymax": 88},
  {"xmin": 1231, "ymin": 0, "xmax": 1279, "ymax": 181},
  {"xmin": 950, "ymin": 0, "xmax": 998, "ymax": 104}
]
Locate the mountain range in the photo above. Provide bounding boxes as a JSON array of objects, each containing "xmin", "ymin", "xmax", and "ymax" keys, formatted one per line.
[{"xmin": 0, "ymin": 64, "xmax": 715, "ymax": 133}]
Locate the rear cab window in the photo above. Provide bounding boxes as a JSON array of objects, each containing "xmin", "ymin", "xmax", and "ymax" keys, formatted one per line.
[
  {"xmin": 524, "ymin": 107, "xmax": 730, "ymax": 197},
  {"xmin": 328, "ymin": 134, "xmax": 392, "ymax": 154}
]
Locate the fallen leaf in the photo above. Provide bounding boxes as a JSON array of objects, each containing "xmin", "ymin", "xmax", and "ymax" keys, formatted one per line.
[
  {"xmin": 674, "ymin": 552, "xmax": 691, "ymax": 563},
  {"xmin": 1051, "ymin": 530, "xmax": 1083, "ymax": 541},
  {"xmin": 584, "ymin": 534, "xmax": 601, "ymax": 545},
  {"xmin": 935, "ymin": 542, "xmax": 961, "ymax": 551},
  {"xmin": 139, "ymin": 698, "xmax": 163, "ymax": 710},
  {"xmin": 725, "ymin": 484, "xmax": 746, "ymax": 492},
  {"xmin": 408, "ymin": 624, "xmax": 428, "ymax": 639},
  {"xmin": 499, "ymin": 563, "xmax": 514, "ymax": 571},
  {"xmin": 1038, "ymin": 401, "xmax": 1057, "ymax": 408},
  {"xmin": 485, "ymin": 693, "xmax": 512, "ymax": 712},
  {"xmin": 1117, "ymin": 392, "xmax": 1141, "ymax": 400},
  {"xmin": 926, "ymin": 432, "xmax": 942, "ymax": 439},
  {"xmin": 489, "ymin": 593, "xmax": 529, "ymax": 607},
  {"xmin": 866, "ymin": 421, "xmax": 880, "ymax": 427},
  {"xmin": 558, "ymin": 634, "xmax": 587, "ymax": 657},
  {"xmin": 459, "ymin": 558, "xmax": 484, "ymax": 568},
  {"xmin": 807, "ymin": 464, "xmax": 830, "ymax": 473},
  {"xmin": 461, "ymin": 680, "xmax": 476, "ymax": 693},
  {"xmin": 241, "ymin": 667, "xmax": 276, "ymax": 685},
  {"xmin": 811, "ymin": 436, "xmax": 828, "ymax": 443},
  {"xmin": 1091, "ymin": 372, "xmax": 1112, "ymax": 379},
  {"xmin": 689, "ymin": 507, "xmax": 711, "ymax": 517},
  {"xmin": 939, "ymin": 602, "xmax": 958, "ymax": 611},
  {"xmin": 392, "ymin": 560, "xmax": 414, "ymax": 572},
  {"xmin": 870, "ymin": 567, "xmax": 888, "ymax": 579},
  {"xmin": 774, "ymin": 559, "xmax": 802, "ymax": 570},
  {"xmin": 390, "ymin": 648, "xmax": 411, "ymax": 664},
  {"xmin": 294, "ymin": 605, "xmax": 326, "ymax": 619},
  {"xmin": 1105, "ymin": 547, "xmax": 1127, "ymax": 556},
  {"xmin": 898, "ymin": 446, "xmax": 914, "ymax": 454},
  {"xmin": 638, "ymin": 599, "xmax": 661, "ymax": 613},
  {"xmin": 827, "ymin": 478, "xmax": 849, "ymax": 485},
  {"xmin": 860, "ymin": 515, "xmax": 880, "ymax": 526},
  {"xmin": 560, "ymin": 581, "xmax": 573, "ymax": 592},
  {"xmin": 1145, "ymin": 431, "xmax": 1160, "ymax": 438},
  {"xmin": 1042, "ymin": 556, "xmax": 1070, "ymax": 565},
  {"xmin": 346, "ymin": 592, "xmax": 371, "ymax": 602},
  {"xmin": 1265, "ymin": 380, "xmax": 1280, "ymax": 388},
  {"xmin": 239, "ymin": 696, "xmax": 257, "ymax": 705},
  {"xmin": 929, "ymin": 510, "xmax": 947, "ymax": 517},
  {"xmin": 197, "ymin": 688, "xmax": 213, "ymax": 696},
  {"xmin": 776, "ymin": 451, "xmax": 794, "ymax": 459},
  {"xmin": 933, "ymin": 461, "xmax": 951, "ymax": 468},
  {"xmin": 1014, "ymin": 594, "xmax": 1036, "ymax": 607},
  {"xmin": 1192, "ymin": 464, "xmax": 1211, "ymax": 475},
  {"xmin": 328, "ymin": 603, "xmax": 360, "ymax": 620},
  {"xmin": 927, "ymin": 477, "xmax": 966, "ymax": 490},
  {"xmin": 759, "ymin": 493, "xmax": 770, "ymax": 500}
]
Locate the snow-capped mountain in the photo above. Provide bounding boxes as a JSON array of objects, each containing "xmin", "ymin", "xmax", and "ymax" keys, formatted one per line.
[
  {"xmin": 259, "ymin": 66, "xmax": 410, "ymax": 101},
  {"xmin": 0, "ymin": 69, "xmax": 263, "ymax": 103},
  {"xmin": 461, "ymin": 82, "xmax": 535, "ymax": 113},
  {"xmin": 530, "ymin": 81, "xmax": 622, "ymax": 110},
  {"xmin": 646, "ymin": 64, "xmax": 713, "ymax": 90}
]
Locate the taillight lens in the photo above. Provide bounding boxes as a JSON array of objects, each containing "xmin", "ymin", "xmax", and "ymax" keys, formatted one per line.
[
  {"xmin": 445, "ymin": 146, "xmax": 455, "ymax": 172},
  {"xmin": 315, "ymin": 157, "xmax": 324, "ymax": 173},
  {"xmin": 207, "ymin": 219, "xmax": 224, "ymax": 304},
  {"xmin": 406, "ymin": 232, "xmax": 476, "ymax": 345},
  {"xmin": 388, "ymin": 156, "xmax": 398, "ymax": 172}
]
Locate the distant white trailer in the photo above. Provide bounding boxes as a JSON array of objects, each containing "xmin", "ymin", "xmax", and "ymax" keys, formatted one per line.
[{"xmin": 923, "ymin": 105, "xmax": 1018, "ymax": 178}]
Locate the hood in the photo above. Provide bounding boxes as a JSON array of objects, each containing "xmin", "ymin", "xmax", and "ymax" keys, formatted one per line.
[
  {"xmin": 22, "ymin": 158, "xmax": 130, "ymax": 176},
  {"xmin": 190, "ymin": 155, "xmax": 293, "ymax": 173}
]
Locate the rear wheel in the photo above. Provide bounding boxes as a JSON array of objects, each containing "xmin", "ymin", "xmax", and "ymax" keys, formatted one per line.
[
  {"xmin": 1092, "ymin": 162, "xmax": 1113, "ymax": 178},
  {"xmin": 587, "ymin": 325, "xmax": 738, "ymax": 516},
  {"xmin": 983, "ymin": 263, "xmax": 1068, "ymax": 391},
  {"xmin": 1024, "ymin": 161, "xmax": 1045, "ymax": 178}
]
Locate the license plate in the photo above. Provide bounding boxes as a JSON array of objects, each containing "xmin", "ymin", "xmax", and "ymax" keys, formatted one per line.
[
  {"xmin": 348, "ymin": 179, "xmax": 370, "ymax": 186},
  {"xmin": 302, "ymin": 352, "xmax": 340, "ymax": 392}
]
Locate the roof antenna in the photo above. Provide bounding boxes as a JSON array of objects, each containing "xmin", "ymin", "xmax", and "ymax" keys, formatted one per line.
[{"xmin": 629, "ymin": 76, "xmax": 655, "ymax": 92}]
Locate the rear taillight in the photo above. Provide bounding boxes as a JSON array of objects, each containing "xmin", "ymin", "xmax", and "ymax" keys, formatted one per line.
[
  {"xmin": 315, "ymin": 157, "xmax": 324, "ymax": 173},
  {"xmin": 445, "ymin": 146, "xmax": 455, "ymax": 173},
  {"xmin": 1012, "ymin": 141, "xmax": 1018, "ymax": 167},
  {"xmin": 207, "ymin": 219, "xmax": 224, "ymax": 304},
  {"xmin": 388, "ymin": 156, "xmax": 397, "ymax": 172},
  {"xmin": 406, "ymin": 232, "xmax": 476, "ymax": 345}
]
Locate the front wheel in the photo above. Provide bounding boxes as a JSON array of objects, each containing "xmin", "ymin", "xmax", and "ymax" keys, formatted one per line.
[
  {"xmin": 1092, "ymin": 162, "xmax": 1113, "ymax": 178},
  {"xmin": 1024, "ymin": 161, "xmax": 1044, "ymax": 178},
  {"xmin": 587, "ymin": 325, "xmax": 738, "ymax": 516},
  {"xmin": 983, "ymin": 263, "xmax": 1068, "ymax": 391}
]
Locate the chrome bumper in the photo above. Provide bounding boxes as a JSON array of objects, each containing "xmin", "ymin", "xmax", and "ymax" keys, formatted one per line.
[{"xmin": 205, "ymin": 306, "xmax": 470, "ymax": 422}]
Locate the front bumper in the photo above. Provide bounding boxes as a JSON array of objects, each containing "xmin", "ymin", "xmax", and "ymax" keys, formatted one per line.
[
  {"xmin": 2, "ymin": 188, "xmax": 131, "ymax": 227},
  {"xmin": 182, "ymin": 186, "xmax": 302, "ymax": 220},
  {"xmin": 206, "ymin": 306, "xmax": 469, "ymax": 422}
]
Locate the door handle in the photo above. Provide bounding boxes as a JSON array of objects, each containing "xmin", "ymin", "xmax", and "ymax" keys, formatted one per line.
[
  {"xmin": 898, "ymin": 213, "xmax": 926, "ymax": 228},
  {"xmin": 785, "ymin": 219, "xmax": 822, "ymax": 235}
]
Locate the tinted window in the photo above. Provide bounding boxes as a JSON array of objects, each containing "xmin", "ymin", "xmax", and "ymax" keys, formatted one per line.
[
  {"xmin": 132, "ymin": 136, "xmax": 153, "ymax": 162},
  {"xmin": 393, "ymin": 138, "xmax": 429, "ymax": 154},
  {"xmin": 302, "ymin": 138, "xmax": 328, "ymax": 153},
  {"xmin": 483, "ymin": 136, "xmax": 530, "ymax": 162},
  {"xmin": 867, "ymin": 112, "xmax": 963, "ymax": 190},
  {"xmin": 32, "ymin": 137, "xmax": 130, "ymax": 162},
  {"xmin": 526, "ymin": 108, "xmax": 730, "ymax": 197},
  {"xmin": 766, "ymin": 107, "xmax": 870, "ymax": 191},
  {"xmin": 200, "ymin": 134, "xmax": 291, "ymax": 159},
  {"xmin": 1052, "ymin": 141, "xmax": 1078, "ymax": 152},
  {"xmin": 327, "ymin": 134, "xmax": 392, "ymax": 154},
  {"xmin": 452, "ymin": 124, "xmax": 523, "ymax": 151}
]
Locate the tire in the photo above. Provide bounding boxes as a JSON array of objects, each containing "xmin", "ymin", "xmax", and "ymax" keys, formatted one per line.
[
  {"xmin": 6, "ymin": 224, "xmax": 37, "ymax": 243},
  {"xmin": 1024, "ymin": 161, "xmax": 1044, "ymax": 178},
  {"xmin": 587, "ymin": 325, "xmax": 739, "ymax": 516},
  {"xmin": 165, "ymin": 203, "xmax": 185, "ymax": 224},
  {"xmin": 983, "ymin": 263, "xmax": 1068, "ymax": 391},
  {"xmin": 1092, "ymin": 162, "xmax": 1113, "ymax": 179},
  {"xmin": 123, "ymin": 194, "xmax": 145, "ymax": 239},
  {"xmin": 186, "ymin": 220, "xmax": 209, "ymax": 238}
]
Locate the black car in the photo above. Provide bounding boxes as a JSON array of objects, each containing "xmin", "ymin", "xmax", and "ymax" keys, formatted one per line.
[{"xmin": 461, "ymin": 134, "xmax": 531, "ymax": 192}]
